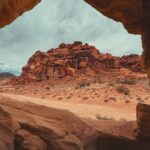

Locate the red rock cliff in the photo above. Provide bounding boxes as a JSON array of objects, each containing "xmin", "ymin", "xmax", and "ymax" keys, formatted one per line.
[{"xmin": 18, "ymin": 42, "xmax": 142, "ymax": 82}]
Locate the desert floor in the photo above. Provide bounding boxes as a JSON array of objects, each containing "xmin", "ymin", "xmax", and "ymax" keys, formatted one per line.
[{"xmin": 1, "ymin": 73, "xmax": 150, "ymax": 121}]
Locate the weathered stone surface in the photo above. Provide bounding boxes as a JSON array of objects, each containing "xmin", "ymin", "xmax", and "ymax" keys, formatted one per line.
[
  {"xmin": 84, "ymin": 0, "xmax": 142, "ymax": 34},
  {"xmin": 16, "ymin": 42, "xmax": 142, "ymax": 82},
  {"xmin": 120, "ymin": 54, "xmax": 143, "ymax": 72},
  {"xmin": 0, "ymin": 0, "xmax": 41, "ymax": 28},
  {"xmin": 137, "ymin": 103, "xmax": 150, "ymax": 140},
  {"xmin": 0, "ymin": 107, "xmax": 20, "ymax": 150},
  {"xmin": 0, "ymin": 95, "xmax": 150, "ymax": 150},
  {"xmin": 0, "ymin": 95, "xmax": 99, "ymax": 150}
]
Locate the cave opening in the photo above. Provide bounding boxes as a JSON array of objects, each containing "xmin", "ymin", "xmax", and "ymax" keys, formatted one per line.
[{"xmin": 0, "ymin": 0, "xmax": 143, "ymax": 75}]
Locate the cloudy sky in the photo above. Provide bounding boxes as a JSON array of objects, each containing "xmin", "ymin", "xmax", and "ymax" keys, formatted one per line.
[{"xmin": 0, "ymin": 0, "xmax": 143, "ymax": 75}]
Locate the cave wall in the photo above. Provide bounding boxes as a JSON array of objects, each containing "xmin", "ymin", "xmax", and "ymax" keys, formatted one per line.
[
  {"xmin": 0, "ymin": 0, "xmax": 41, "ymax": 28},
  {"xmin": 84, "ymin": 0, "xmax": 142, "ymax": 34}
]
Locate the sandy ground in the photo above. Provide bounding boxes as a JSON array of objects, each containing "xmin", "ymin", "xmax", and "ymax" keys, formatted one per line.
[
  {"xmin": 1, "ymin": 72, "xmax": 150, "ymax": 121},
  {"xmin": 1, "ymin": 93, "xmax": 136, "ymax": 121}
]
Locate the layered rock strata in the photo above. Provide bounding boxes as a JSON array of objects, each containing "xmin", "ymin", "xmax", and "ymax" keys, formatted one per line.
[
  {"xmin": 17, "ymin": 42, "xmax": 143, "ymax": 82},
  {"xmin": 0, "ymin": 95, "xmax": 150, "ymax": 150}
]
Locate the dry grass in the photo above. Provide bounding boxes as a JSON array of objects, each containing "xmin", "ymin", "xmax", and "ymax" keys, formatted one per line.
[
  {"xmin": 96, "ymin": 114, "xmax": 115, "ymax": 120},
  {"xmin": 116, "ymin": 78, "xmax": 137, "ymax": 85},
  {"xmin": 77, "ymin": 81, "xmax": 91, "ymax": 88},
  {"xmin": 116, "ymin": 85, "xmax": 130, "ymax": 95}
]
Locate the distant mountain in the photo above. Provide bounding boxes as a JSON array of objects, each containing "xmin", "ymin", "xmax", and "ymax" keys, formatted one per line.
[
  {"xmin": 0, "ymin": 63, "xmax": 20, "ymax": 76},
  {"xmin": 0, "ymin": 72, "xmax": 15, "ymax": 79}
]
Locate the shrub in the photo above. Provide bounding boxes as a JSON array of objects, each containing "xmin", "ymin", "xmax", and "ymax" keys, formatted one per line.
[
  {"xmin": 96, "ymin": 114, "xmax": 115, "ymax": 120},
  {"xmin": 82, "ymin": 97, "xmax": 89, "ymax": 100},
  {"xmin": 116, "ymin": 78, "xmax": 137, "ymax": 85},
  {"xmin": 77, "ymin": 81, "xmax": 90, "ymax": 88},
  {"xmin": 125, "ymin": 100, "xmax": 130, "ymax": 103},
  {"xmin": 122, "ymin": 79, "xmax": 137, "ymax": 85},
  {"xmin": 116, "ymin": 85, "xmax": 130, "ymax": 95}
]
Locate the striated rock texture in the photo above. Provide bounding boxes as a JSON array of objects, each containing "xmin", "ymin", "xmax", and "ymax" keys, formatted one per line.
[
  {"xmin": 0, "ymin": 95, "xmax": 150, "ymax": 150},
  {"xmin": 0, "ymin": 95, "xmax": 99, "ymax": 150},
  {"xmin": 0, "ymin": 0, "xmax": 41, "ymax": 28},
  {"xmin": 120, "ymin": 54, "xmax": 143, "ymax": 72},
  {"xmin": 137, "ymin": 103, "xmax": 150, "ymax": 140},
  {"xmin": 17, "ymin": 42, "xmax": 143, "ymax": 82},
  {"xmin": 84, "ymin": 0, "xmax": 142, "ymax": 34}
]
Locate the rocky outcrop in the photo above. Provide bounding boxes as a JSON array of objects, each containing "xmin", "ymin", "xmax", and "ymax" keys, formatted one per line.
[
  {"xmin": 137, "ymin": 103, "xmax": 150, "ymax": 140},
  {"xmin": 84, "ymin": 0, "xmax": 142, "ymax": 35},
  {"xmin": 0, "ymin": 95, "xmax": 150, "ymax": 150},
  {"xmin": 17, "ymin": 42, "xmax": 142, "ymax": 82},
  {"xmin": 18, "ymin": 42, "xmax": 121, "ymax": 82},
  {"xmin": 120, "ymin": 54, "xmax": 143, "ymax": 72},
  {"xmin": 0, "ymin": 0, "xmax": 41, "ymax": 28},
  {"xmin": 0, "ymin": 95, "xmax": 99, "ymax": 150}
]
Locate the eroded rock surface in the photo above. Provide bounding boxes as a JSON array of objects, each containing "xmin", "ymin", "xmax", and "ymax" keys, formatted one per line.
[
  {"xmin": 16, "ymin": 42, "xmax": 142, "ymax": 82},
  {"xmin": 84, "ymin": 0, "xmax": 142, "ymax": 34},
  {"xmin": 0, "ymin": 95, "xmax": 99, "ymax": 150},
  {"xmin": 137, "ymin": 103, "xmax": 150, "ymax": 140},
  {"xmin": 0, "ymin": 95, "xmax": 150, "ymax": 150},
  {"xmin": 120, "ymin": 54, "xmax": 143, "ymax": 72},
  {"xmin": 0, "ymin": 0, "xmax": 41, "ymax": 28}
]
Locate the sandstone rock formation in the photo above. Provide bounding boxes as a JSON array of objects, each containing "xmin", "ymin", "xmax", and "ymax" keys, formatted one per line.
[
  {"xmin": 0, "ymin": 95, "xmax": 99, "ymax": 150},
  {"xmin": 85, "ymin": 0, "xmax": 142, "ymax": 34},
  {"xmin": 0, "ymin": 95, "xmax": 150, "ymax": 150},
  {"xmin": 120, "ymin": 54, "xmax": 143, "ymax": 72},
  {"xmin": 137, "ymin": 103, "xmax": 150, "ymax": 140},
  {"xmin": 0, "ymin": 0, "xmax": 41, "ymax": 28},
  {"xmin": 17, "ymin": 42, "xmax": 142, "ymax": 82}
]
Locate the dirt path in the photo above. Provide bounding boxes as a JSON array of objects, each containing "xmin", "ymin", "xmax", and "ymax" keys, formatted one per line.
[{"xmin": 1, "ymin": 93, "xmax": 136, "ymax": 120}]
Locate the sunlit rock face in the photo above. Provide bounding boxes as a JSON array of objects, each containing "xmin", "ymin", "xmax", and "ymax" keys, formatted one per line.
[
  {"xmin": 84, "ymin": 0, "xmax": 150, "ymax": 81},
  {"xmin": 0, "ymin": 0, "xmax": 41, "ymax": 28}
]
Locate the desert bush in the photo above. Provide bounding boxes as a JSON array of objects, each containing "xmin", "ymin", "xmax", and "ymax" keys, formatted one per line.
[
  {"xmin": 137, "ymin": 97, "xmax": 142, "ymax": 101},
  {"xmin": 82, "ymin": 97, "xmax": 89, "ymax": 100},
  {"xmin": 96, "ymin": 114, "xmax": 115, "ymax": 120},
  {"xmin": 58, "ymin": 97, "xmax": 63, "ymax": 100},
  {"xmin": 104, "ymin": 99, "xmax": 109, "ymax": 103},
  {"xmin": 125, "ymin": 100, "xmax": 130, "ymax": 103},
  {"xmin": 92, "ymin": 76, "xmax": 104, "ymax": 84},
  {"xmin": 77, "ymin": 81, "xmax": 90, "ymax": 88},
  {"xmin": 116, "ymin": 85, "xmax": 130, "ymax": 95},
  {"xmin": 116, "ymin": 78, "xmax": 137, "ymax": 85},
  {"xmin": 108, "ymin": 81, "xmax": 115, "ymax": 86}
]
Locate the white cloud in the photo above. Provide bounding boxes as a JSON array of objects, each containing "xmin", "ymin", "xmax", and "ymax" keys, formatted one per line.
[{"xmin": 0, "ymin": 0, "xmax": 143, "ymax": 74}]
